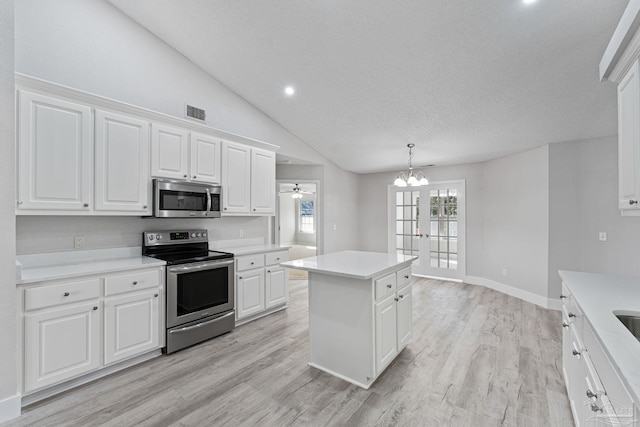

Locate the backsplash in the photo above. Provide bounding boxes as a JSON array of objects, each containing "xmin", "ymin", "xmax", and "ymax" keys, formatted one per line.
[{"xmin": 16, "ymin": 215, "xmax": 269, "ymax": 254}]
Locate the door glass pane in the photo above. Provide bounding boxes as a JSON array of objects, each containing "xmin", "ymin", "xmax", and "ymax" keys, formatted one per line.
[
  {"xmin": 394, "ymin": 190, "xmax": 420, "ymax": 259},
  {"xmin": 429, "ymin": 186, "xmax": 459, "ymax": 271}
]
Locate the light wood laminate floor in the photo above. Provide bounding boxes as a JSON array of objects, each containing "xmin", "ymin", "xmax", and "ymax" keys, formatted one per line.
[{"xmin": 5, "ymin": 277, "xmax": 573, "ymax": 427}]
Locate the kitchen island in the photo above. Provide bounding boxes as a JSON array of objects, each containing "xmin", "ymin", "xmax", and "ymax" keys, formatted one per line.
[{"xmin": 281, "ymin": 250, "xmax": 417, "ymax": 388}]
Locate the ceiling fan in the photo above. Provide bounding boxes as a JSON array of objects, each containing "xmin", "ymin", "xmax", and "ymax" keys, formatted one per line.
[{"xmin": 281, "ymin": 183, "xmax": 314, "ymax": 199}]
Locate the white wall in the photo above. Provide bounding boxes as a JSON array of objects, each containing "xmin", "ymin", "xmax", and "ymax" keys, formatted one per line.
[
  {"xmin": 0, "ymin": 0, "xmax": 18, "ymax": 422},
  {"xmin": 14, "ymin": 0, "xmax": 360, "ymax": 255},
  {"xmin": 278, "ymin": 194, "xmax": 296, "ymax": 245},
  {"xmin": 482, "ymin": 145, "xmax": 550, "ymax": 299}
]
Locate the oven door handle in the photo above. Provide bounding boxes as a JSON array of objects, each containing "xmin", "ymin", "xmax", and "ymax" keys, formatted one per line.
[
  {"xmin": 168, "ymin": 259, "xmax": 234, "ymax": 273},
  {"xmin": 206, "ymin": 188, "xmax": 212, "ymax": 212},
  {"xmin": 168, "ymin": 311, "xmax": 234, "ymax": 334}
]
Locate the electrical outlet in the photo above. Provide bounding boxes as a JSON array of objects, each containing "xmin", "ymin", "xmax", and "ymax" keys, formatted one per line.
[
  {"xmin": 239, "ymin": 229, "xmax": 244, "ymax": 238},
  {"xmin": 599, "ymin": 232, "xmax": 607, "ymax": 242},
  {"xmin": 74, "ymin": 236, "xmax": 85, "ymax": 249},
  {"xmin": 502, "ymin": 268, "xmax": 507, "ymax": 277}
]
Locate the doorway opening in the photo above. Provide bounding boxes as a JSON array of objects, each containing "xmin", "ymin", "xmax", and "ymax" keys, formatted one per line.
[{"xmin": 277, "ymin": 182, "xmax": 318, "ymax": 279}]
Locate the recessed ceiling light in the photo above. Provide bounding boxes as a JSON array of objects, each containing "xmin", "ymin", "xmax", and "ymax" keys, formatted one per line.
[
  {"xmin": 284, "ymin": 86, "xmax": 295, "ymax": 96},
  {"xmin": 523, "ymin": 0, "xmax": 537, "ymax": 4}
]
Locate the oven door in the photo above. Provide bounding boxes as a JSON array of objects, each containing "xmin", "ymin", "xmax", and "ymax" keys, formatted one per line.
[
  {"xmin": 154, "ymin": 179, "xmax": 221, "ymax": 218},
  {"xmin": 166, "ymin": 258, "xmax": 234, "ymax": 328}
]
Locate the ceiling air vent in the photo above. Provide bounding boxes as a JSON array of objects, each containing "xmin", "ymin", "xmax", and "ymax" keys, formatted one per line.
[{"xmin": 186, "ymin": 105, "xmax": 206, "ymax": 122}]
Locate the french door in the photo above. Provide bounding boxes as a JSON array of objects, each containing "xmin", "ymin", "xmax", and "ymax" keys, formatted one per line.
[{"xmin": 389, "ymin": 180, "xmax": 465, "ymax": 280}]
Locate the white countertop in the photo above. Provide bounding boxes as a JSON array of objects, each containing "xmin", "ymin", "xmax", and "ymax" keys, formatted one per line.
[
  {"xmin": 221, "ymin": 244, "xmax": 290, "ymax": 257},
  {"xmin": 559, "ymin": 270, "xmax": 640, "ymax": 404},
  {"xmin": 17, "ymin": 247, "xmax": 166, "ymax": 284},
  {"xmin": 280, "ymin": 250, "xmax": 418, "ymax": 280}
]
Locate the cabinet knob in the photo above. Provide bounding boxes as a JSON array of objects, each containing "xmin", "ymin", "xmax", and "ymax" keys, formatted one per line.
[
  {"xmin": 267, "ymin": 270, "xmax": 271, "ymax": 273},
  {"xmin": 93, "ymin": 306, "xmax": 98, "ymax": 311},
  {"xmin": 250, "ymin": 262, "xmax": 254, "ymax": 265},
  {"xmin": 586, "ymin": 389, "xmax": 597, "ymax": 399},
  {"xmin": 253, "ymin": 209, "xmax": 256, "ymax": 211},
  {"xmin": 562, "ymin": 322, "xmax": 569, "ymax": 328},
  {"xmin": 133, "ymin": 281, "xmax": 138, "ymax": 285},
  {"xmin": 590, "ymin": 403, "xmax": 602, "ymax": 413},
  {"xmin": 183, "ymin": 174, "xmax": 187, "ymax": 178},
  {"xmin": 568, "ymin": 312, "xmax": 576, "ymax": 318},
  {"xmin": 193, "ymin": 176, "xmax": 197, "ymax": 179},
  {"xmin": 143, "ymin": 205, "xmax": 148, "ymax": 209},
  {"xmin": 399, "ymin": 294, "xmax": 404, "ymax": 299},
  {"xmin": 560, "ymin": 295, "xmax": 567, "ymax": 299},
  {"xmin": 154, "ymin": 294, "xmax": 158, "ymax": 298},
  {"xmin": 63, "ymin": 292, "xmax": 70, "ymax": 297},
  {"xmin": 404, "ymin": 275, "xmax": 409, "ymax": 279},
  {"xmin": 16, "ymin": 201, "xmax": 23, "ymax": 206},
  {"xmin": 572, "ymin": 349, "xmax": 581, "ymax": 356},
  {"xmin": 387, "ymin": 284, "xmax": 392, "ymax": 289},
  {"xmin": 394, "ymin": 297, "xmax": 399, "ymax": 302},
  {"xmin": 224, "ymin": 207, "xmax": 227, "ymax": 211},
  {"xmin": 630, "ymin": 200, "xmax": 638, "ymax": 205},
  {"xmin": 83, "ymin": 203, "xmax": 89, "ymax": 207}
]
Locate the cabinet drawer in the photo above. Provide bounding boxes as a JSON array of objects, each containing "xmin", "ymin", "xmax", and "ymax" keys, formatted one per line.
[
  {"xmin": 104, "ymin": 270, "xmax": 159, "ymax": 296},
  {"xmin": 236, "ymin": 254, "xmax": 265, "ymax": 271},
  {"xmin": 375, "ymin": 273, "xmax": 397, "ymax": 300},
  {"xmin": 25, "ymin": 278, "xmax": 101, "ymax": 311},
  {"xmin": 396, "ymin": 266, "xmax": 412, "ymax": 288},
  {"xmin": 265, "ymin": 251, "xmax": 288, "ymax": 266}
]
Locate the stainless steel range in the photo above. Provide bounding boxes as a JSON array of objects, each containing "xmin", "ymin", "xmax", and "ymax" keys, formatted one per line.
[{"xmin": 142, "ymin": 229, "xmax": 235, "ymax": 354}]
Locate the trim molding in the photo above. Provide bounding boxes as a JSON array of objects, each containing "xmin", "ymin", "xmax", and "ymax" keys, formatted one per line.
[
  {"xmin": 0, "ymin": 393, "xmax": 21, "ymax": 424},
  {"xmin": 464, "ymin": 276, "xmax": 561, "ymax": 311}
]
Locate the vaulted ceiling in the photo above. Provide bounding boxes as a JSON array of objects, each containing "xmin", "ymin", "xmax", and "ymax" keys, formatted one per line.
[{"xmin": 109, "ymin": 0, "xmax": 627, "ymax": 174}]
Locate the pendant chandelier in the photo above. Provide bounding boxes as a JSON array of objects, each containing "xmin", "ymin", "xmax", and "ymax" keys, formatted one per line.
[{"xmin": 393, "ymin": 144, "xmax": 429, "ymax": 187}]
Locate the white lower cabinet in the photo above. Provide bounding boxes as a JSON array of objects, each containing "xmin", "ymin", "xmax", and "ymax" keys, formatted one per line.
[
  {"xmin": 24, "ymin": 302, "xmax": 101, "ymax": 392},
  {"xmin": 19, "ymin": 267, "xmax": 164, "ymax": 395},
  {"xmin": 104, "ymin": 289, "xmax": 160, "ymax": 365},
  {"xmin": 375, "ymin": 281, "xmax": 412, "ymax": 374},
  {"xmin": 235, "ymin": 249, "xmax": 289, "ymax": 324}
]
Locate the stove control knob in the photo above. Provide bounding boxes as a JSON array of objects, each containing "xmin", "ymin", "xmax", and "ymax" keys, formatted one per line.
[
  {"xmin": 156, "ymin": 234, "xmax": 162, "ymax": 240},
  {"xmin": 196, "ymin": 233, "xmax": 202, "ymax": 237},
  {"xmin": 191, "ymin": 233, "xmax": 196, "ymax": 238},
  {"xmin": 202, "ymin": 232, "xmax": 207, "ymax": 238},
  {"xmin": 148, "ymin": 235, "xmax": 154, "ymax": 241}
]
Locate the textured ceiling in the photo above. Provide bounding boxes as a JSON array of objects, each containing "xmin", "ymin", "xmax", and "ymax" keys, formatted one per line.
[{"xmin": 108, "ymin": 0, "xmax": 627, "ymax": 174}]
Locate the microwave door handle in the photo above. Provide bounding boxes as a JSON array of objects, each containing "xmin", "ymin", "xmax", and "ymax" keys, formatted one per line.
[{"xmin": 206, "ymin": 188, "xmax": 212, "ymax": 212}]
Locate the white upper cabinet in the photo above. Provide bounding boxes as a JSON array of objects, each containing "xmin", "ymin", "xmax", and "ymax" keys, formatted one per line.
[
  {"xmin": 221, "ymin": 141, "xmax": 252, "ymax": 214},
  {"xmin": 251, "ymin": 148, "xmax": 276, "ymax": 215},
  {"xmin": 190, "ymin": 132, "xmax": 221, "ymax": 184},
  {"xmin": 618, "ymin": 60, "xmax": 640, "ymax": 214},
  {"xmin": 222, "ymin": 141, "xmax": 276, "ymax": 216},
  {"xmin": 17, "ymin": 91, "xmax": 93, "ymax": 211},
  {"xmin": 94, "ymin": 110, "xmax": 150, "ymax": 213},
  {"xmin": 150, "ymin": 123, "xmax": 189, "ymax": 180}
]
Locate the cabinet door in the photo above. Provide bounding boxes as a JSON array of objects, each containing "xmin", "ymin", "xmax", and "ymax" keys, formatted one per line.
[
  {"xmin": 265, "ymin": 266, "xmax": 288, "ymax": 309},
  {"xmin": 95, "ymin": 110, "xmax": 150, "ymax": 213},
  {"xmin": 190, "ymin": 133, "xmax": 221, "ymax": 184},
  {"xmin": 17, "ymin": 91, "xmax": 92, "ymax": 212},
  {"xmin": 236, "ymin": 269, "xmax": 265, "ymax": 320},
  {"xmin": 222, "ymin": 141, "xmax": 251, "ymax": 214},
  {"xmin": 618, "ymin": 60, "xmax": 640, "ymax": 211},
  {"xmin": 396, "ymin": 284, "xmax": 413, "ymax": 350},
  {"xmin": 24, "ymin": 302, "xmax": 100, "ymax": 392},
  {"xmin": 250, "ymin": 148, "xmax": 276, "ymax": 215},
  {"xmin": 104, "ymin": 289, "xmax": 160, "ymax": 365},
  {"xmin": 375, "ymin": 294, "xmax": 398, "ymax": 374},
  {"xmin": 150, "ymin": 123, "xmax": 189, "ymax": 180}
]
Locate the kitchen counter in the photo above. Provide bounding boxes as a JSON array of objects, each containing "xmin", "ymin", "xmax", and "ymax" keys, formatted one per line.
[
  {"xmin": 17, "ymin": 247, "xmax": 165, "ymax": 284},
  {"xmin": 559, "ymin": 270, "xmax": 640, "ymax": 404},
  {"xmin": 280, "ymin": 250, "xmax": 418, "ymax": 279},
  {"xmin": 221, "ymin": 244, "xmax": 289, "ymax": 257}
]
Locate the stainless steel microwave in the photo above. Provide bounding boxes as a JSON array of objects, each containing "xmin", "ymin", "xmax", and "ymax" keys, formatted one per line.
[{"xmin": 153, "ymin": 179, "xmax": 222, "ymax": 218}]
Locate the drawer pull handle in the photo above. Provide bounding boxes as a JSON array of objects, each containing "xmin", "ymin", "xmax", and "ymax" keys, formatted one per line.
[
  {"xmin": 572, "ymin": 349, "xmax": 581, "ymax": 356},
  {"xmin": 267, "ymin": 270, "xmax": 271, "ymax": 273},
  {"xmin": 387, "ymin": 284, "xmax": 392, "ymax": 289},
  {"xmin": 133, "ymin": 281, "xmax": 138, "ymax": 285},
  {"xmin": 586, "ymin": 389, "xmax": 597, "ymax": 399},
  {"xmin": 63, "ymin": 292, "xmax": 70, "ymax": 297},
  {"xmin": 590, "ymin": 402, "xmax": 602, "ymax": 413},
  {"xmin": 562, "ymin": 322, "xmax": 569, "ymax": 328},
  {"xmin": 394, "ymin": 297, "xmax": 399, "ymax": 302},
  {"xmin": 399, "ymin": 294, "xmax": 404, "ymax": 299},
  {"xmin": 568, "ymin": 312, "xmax": 576, "ymax": 318},
  {"xmin": 404, "ymin": 275, "xmax": 409, "ymax": 279},
  {"xmin": 143, "ymin": 205, "xmax": 148, "ymax": 209},
  {"xmin": 83, "ymin": 203, "xmax": 89, "ymax": 207},
  {"xmin": 239, "ymin": 276, "xmax": 243, "ymax": 279},
  {"xmin": 93, "ymin": 306, "xmax": 98, "ymax": 311},
  {"xmin": 560, "ymin": 295, "xmax": 567, "ymax": 299},
  {"xmin": 276, "ymin": 258, "xmax": 280, "ymax": 261},
  {"xmin": 154, "ymin": 294, "xmax": 159, "ymax": 298},
  {"xmin": 630, "ymin": 199, "xmax": 638, "ymax": 205},
  {"xmin": 250, "ymin": 262, "xmax": 254, "ymax": 265}
]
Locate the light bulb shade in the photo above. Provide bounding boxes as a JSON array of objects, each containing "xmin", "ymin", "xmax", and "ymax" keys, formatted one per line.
[
  {"xmin": 419, "ymin": 176, "xmax": 429, "ymax": 185},
  {"xmin": 393, "ymin": 174, "xmax": 407, "ymax": 187},
  {"xmin": 292, "ymin": 192, "xmax": 303, "ymax": 199},
  {"xmin": 407, "ymin": 175, "xmax": 419, "ymax": 186}
]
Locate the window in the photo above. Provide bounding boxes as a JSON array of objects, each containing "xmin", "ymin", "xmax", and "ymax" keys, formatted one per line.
[{"xmin": 299, "ymin": 200, "xmax": 315, "ymax": 233}]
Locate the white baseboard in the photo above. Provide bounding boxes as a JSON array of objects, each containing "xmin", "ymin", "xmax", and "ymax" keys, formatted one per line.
[
  {"xmin": 0, "ymin": 393, "xmax": 21, "ymax": 424},
  {"xmin": 464, "ymin": 276, "xmax": 561, "ymax": 311}
]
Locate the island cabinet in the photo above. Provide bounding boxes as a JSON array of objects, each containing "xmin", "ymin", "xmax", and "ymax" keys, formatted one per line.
[
  {"xmin": 18, "ymin": 266, "xmax": 164, "ymax": 396},
  {"xmin": 281, "ymin": 250, "xmax": 417, "ymax": 389}
]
